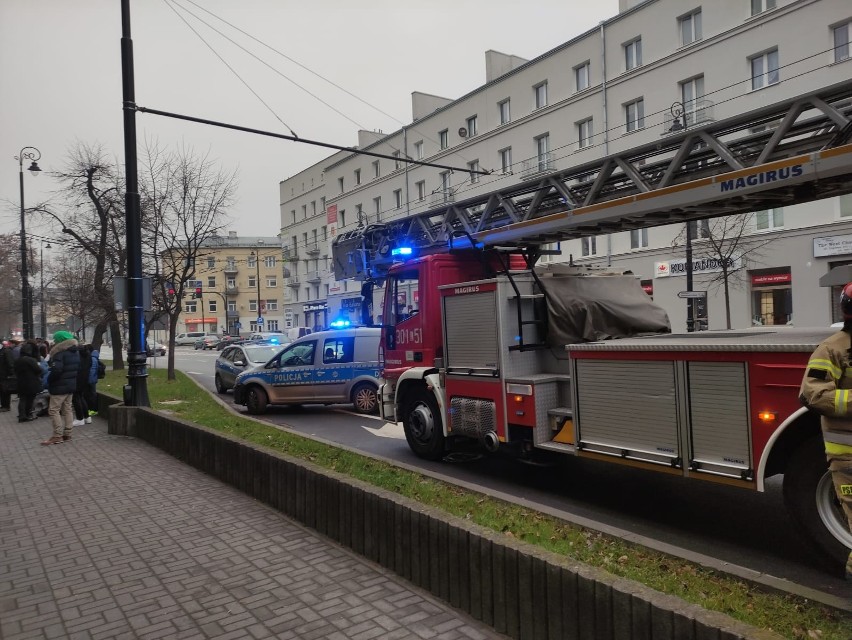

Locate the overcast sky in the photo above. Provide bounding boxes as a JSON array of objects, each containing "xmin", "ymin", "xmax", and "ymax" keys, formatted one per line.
[{"xmin": 1, "ymin": 0, "xmax": 618, "ymax": 245}]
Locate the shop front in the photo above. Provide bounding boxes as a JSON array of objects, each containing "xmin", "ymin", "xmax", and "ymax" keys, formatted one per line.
[
  {"xmin": 749, "ymin": 269, "xmax": 792, "ymax": 326},
  {"xmin": 303, "ymin": 301, "xmax": 327, "ymax": 331},
  {"xmin": 184, "ymin": 317, "xmax": 217, "ymax": 333}
]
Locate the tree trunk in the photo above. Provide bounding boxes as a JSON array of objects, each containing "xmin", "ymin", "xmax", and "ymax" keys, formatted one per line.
[
  {"xmin": 168, "ymin": 313, "xmax": 179, "ymax": 381},
  {"xmin": 723, "ymin": 268, "xmax": 732, "ymax": 329},
  {"xmin": 91, "ymin": 320, "xmax": 108, "ymax": 352},
  {"xmin": 109, "ymin": 320, "xmax": 125, "ymax": 370}
]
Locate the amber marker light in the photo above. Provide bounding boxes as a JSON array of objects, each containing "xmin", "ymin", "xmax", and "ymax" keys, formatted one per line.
[
  {"xmin": 514, "ymin": 395, "xmax": 524, "ymax": 403},
  {"xmin": 758, "ymin": 411, "xmax": 776, "ymax": 422}
]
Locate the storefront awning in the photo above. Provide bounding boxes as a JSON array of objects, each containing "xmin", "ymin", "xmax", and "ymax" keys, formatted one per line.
[{"xmin": 819, "ymin": 265, "xmax": 852, "ymax": 287}]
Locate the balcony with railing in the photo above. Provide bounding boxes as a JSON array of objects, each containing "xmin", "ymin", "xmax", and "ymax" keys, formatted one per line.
[
  {"xmin": 283, "ymin": 246, "xmax": 299, "ymax": 261},
  {"xmin": 285, "ymin": 276, "xmax": 301, "ymax": 288},
  {"xmin": 521, "ymin": 152, "xmax": 555, "ymax": 178},
  {"xmin": 225, "ymin": 285, "xmax": 239, "ymax": 295},
  {"xmin": 305, "ymin": 241, "xmax": 320, "ymax": 255},
  {"xmin": 661, "ymin": 98, "xmax": 715, "ymax": 135},
  {"xmin": 226, "ymin": 309, "xmax": 239, "ymax": 319},
  {"xmin": 430, "ymin": 190, "xmax": 455, "ymax": 206},
  {"xmin": 306, "ymin": 270, "xmax": 322, "ymax": 283},
  {"xmin": 223, "ymin": 263, "xmax": 238, "ymax": 274}
]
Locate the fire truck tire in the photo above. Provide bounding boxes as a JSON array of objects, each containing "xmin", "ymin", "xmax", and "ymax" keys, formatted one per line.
[
  {"xmin": 351, "ymin": 382, "xmax": 378, "ymax": 414},
  {"xmin": 246, "ymin": 386, "xmax": 268, "ymax": 415},
  {"xmin": 402, "ymin": 388, "xmax": 445, "ymax": 461},
  {"xmin": 783, "ymin": 436, "xmax": 852, "ymax": 566}
]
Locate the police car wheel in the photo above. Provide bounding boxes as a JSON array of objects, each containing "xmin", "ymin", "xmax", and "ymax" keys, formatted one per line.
[
  {"xmin": 214, "ymin": 374, "xmax": 227, "ymax": 395},
  {"xmin": 246, "ymin": 386, "xmax": 268, "ymax": 415},
  {"xmin": 351, "ymin": 383, "xmax": 378, "ymax": 414},
  {"xmin": 402, "ymin": 387, "xmax": 445, "ymax": 461}
]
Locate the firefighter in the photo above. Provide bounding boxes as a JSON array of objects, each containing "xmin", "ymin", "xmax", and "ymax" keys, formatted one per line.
[{"xmin": 799, "ymin": 282, "xmax": 852, "ymax": 581}]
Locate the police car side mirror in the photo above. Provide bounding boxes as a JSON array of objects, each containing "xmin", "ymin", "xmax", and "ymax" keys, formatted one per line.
[{"xmin": 234, "ymin": 359, "xmax": 246, "ymax": 367}]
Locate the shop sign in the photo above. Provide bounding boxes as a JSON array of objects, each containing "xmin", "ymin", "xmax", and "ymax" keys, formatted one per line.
[
  {"xmin": 751, "ymin": 273, "xmax": 791, "ymax": 286},
  {"xmin": 813, "ymin": 233, "xmax": 852, "ymax": 258},
  {"xmin": 326, "ymin": 204, "xmax": 338, "ymax": 224},
  {"xmin": 641, "ymin": 283, "xmax": 653, "ymax": 294},
  {"xmin": 341, "ymin": 297, "xmax": 361, "ymax": 310},
  {"xmin": 654, "ymin": 256, "xmax": 740, "ymax": 278},
  {"xmin": 303, "ymin": 302, "xmax": 328, "ymax": 312},
  {"xmin": 185, "ymin": 317, "xmax": 217, "ymax": 323}
]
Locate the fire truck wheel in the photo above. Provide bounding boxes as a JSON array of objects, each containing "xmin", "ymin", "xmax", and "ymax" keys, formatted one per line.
[
  {"xmin": 246, "ymin": 386, "xmax": 269, "ymax": 415},
  {"xmin": 351, "ymin": 382, "xmax": 378, "ymax": 414},
  {"xmin": 783, "ymin": 436, "xmax": 852, "ymax": 567},
  {"xmin": 402, "ymin": 388, "xmax": 445, "ymax": 461}
]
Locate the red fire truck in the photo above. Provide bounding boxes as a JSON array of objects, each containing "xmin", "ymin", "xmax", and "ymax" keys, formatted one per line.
[{"xmin": 329, "ymin": 88, "xmax": 852, "ymax": 564}]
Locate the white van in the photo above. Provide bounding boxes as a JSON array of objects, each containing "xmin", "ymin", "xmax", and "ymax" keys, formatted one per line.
[
  {"xmin": 286, "ymin": 327, "xmax": 312, "ymax": 341},
  {"xmin": 175, "ymin": 331, "xmax": 213, "ymax": 346}
]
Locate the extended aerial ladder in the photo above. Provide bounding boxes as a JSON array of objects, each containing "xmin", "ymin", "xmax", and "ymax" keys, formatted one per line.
[{"xmin": 333, "ymin": 80, "xmax": 852, "ymax": 279}]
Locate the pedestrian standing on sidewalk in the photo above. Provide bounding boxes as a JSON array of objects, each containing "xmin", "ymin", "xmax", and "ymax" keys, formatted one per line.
[
  {"xmin": 86, "ymin": 345, "xmax": 101, "ymax": 419},
  {"xmin": 14, "ymin": 341, "xmax": 42, "ymax": 423},
  {"xmin": 0, "ymin": 341, "xmax": 15, "ymax": 412},
  {"xmin": 41, "ymin": 331, "xmax": 80, "ymax": 446},
  {"xmin": 72, "ymin": 344, "xmax": 92, "ymax": 427}
]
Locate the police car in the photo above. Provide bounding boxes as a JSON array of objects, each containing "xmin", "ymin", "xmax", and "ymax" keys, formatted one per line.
[
  {"xmin": 232, "ymin": 327, "xmax": 381, "ymax": 414},
  {"xmin": 214, "ymin": 342, "xmax": 287, "ymax": 394}
]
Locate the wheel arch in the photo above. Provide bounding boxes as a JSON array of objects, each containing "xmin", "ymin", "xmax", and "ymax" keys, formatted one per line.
[
  {"xmin": 758, "ymin": 406, "xmax": 821, "ymax": 490},
  {"xmin": 394, "ymin": 368, "xmax": 445, "ymax": 435}
]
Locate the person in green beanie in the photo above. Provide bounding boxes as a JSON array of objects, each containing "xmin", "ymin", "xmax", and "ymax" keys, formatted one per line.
[{"xmin": 41, "ymin": 331, "xmax": 80, "ymax": 445}]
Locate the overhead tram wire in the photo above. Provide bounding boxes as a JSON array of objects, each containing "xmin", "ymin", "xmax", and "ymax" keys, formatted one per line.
[
  {"xmin": 134, "ymin": 106, "xmax": 491, "ymax": 177},
  {"xmin": 168, "ymin": 0, "xmax": 478, "ymax": 167}
]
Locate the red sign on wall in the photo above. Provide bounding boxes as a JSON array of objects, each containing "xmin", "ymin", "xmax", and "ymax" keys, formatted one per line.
[
  {"xmin": 327, "ymin": 204, "xmax": 338, "ymax": 224},
  {"xmin": 751, "ymin": 273, "xmax": 791, "ymax": 286},
  {"xmin": 641, "ymin": 283, "xmax": 653, "ymax": 295}
]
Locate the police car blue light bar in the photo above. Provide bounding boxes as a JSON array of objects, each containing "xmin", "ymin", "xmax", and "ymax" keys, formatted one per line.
[
  {"xmin": 329, "ymin": 319, "xmax": 351, "ymax": 328},
  {"xmin": 391, "ymin": 246, "xmax": 413, "ymax": 257}
]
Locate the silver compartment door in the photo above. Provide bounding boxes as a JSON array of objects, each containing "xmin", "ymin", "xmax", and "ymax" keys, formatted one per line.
[
  {"xmin": 575, "ymin": 360, "xmax": 680, "ymax": 465},
  {"xmin": 687, "ymin": 362, "xmax": 752, "ymax": 479},
  {"xmin": 443, "ymin": 291, "xmax": 499, "ymax": 375}
]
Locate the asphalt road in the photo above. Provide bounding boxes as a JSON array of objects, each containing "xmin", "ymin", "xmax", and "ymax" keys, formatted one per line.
[{"xmin": 168, "ymin": 346, "xmax": 852, "ymax": 608}]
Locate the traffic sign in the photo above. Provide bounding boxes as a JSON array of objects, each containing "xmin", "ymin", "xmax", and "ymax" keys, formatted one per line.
[
  {"xmin": 257, "ymin": 316, "xmax": 264, "ymax": 324},
  {"xmin": 677, "ymin": 290, "xmax": 707, "ymax": 299}
]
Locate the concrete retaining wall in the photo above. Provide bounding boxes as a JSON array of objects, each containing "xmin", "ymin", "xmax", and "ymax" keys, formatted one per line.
[{"xmin": 106, "ymin": 403, "xmax": 781, "ymax": 640}]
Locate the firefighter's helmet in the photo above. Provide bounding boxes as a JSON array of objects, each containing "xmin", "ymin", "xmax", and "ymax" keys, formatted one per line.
[{"xmin": 841, "ymin": 283, "xmax": 852, "ymax": 319}]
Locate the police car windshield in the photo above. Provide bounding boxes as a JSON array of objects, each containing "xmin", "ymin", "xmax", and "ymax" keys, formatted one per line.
[{"xmin": 245, "ymin": 345, "xmax": 285, "ymax": 363}]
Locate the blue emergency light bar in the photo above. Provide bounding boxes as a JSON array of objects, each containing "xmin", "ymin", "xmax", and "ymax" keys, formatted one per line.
[
  {"xmin": 329, "ymin": 319, "xmax": 351, "ymax": 328},
  {"xmin": 391, "ymin": 246, "xmax": 413, "ymax": 257}
]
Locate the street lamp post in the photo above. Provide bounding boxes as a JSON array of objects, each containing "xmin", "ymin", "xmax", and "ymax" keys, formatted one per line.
[
  {"xmin": 40, "ymin": 241, "xmax": 51, "ymax": 338},
  {"xmin": 685, "ymin": 220, "xmax": 695, "ymax": 333},
  {"xmin": 15, "ymin": 146, "xmax": 42, "ymax": 340},
  {"xmin": 250, "ymin": 251, "xmax": 262, "ymax": 329}
]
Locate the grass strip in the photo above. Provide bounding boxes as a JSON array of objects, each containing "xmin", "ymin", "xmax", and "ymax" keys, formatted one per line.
[{"xmin": 100, "ymin": 368, "xmax": 851, "ymax": 640}]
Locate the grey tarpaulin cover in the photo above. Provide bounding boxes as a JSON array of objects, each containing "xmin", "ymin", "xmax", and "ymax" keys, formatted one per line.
[{"xmin": 537, "ymin": 269, "xmax": 671, "ymax": 344}]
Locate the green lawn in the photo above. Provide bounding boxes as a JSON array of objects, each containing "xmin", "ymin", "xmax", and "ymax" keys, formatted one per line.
[{"xmin": 100, "ymin": 367, "xmax": 852, "ymax": 640}]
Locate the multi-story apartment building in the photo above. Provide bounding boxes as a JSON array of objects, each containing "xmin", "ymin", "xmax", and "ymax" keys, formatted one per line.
[
  {"xmin": 176, "ymin": 232, "xmax": 285, "ymax": 336},
  {"xmin": 280, "ymin": 0, "xmax": 852, "ymax": 332}
]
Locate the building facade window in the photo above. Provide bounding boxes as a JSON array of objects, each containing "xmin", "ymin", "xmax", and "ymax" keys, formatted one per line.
[
  {"xmin": 227, "ymin": 300, "xmax": 236, "ymax": 312},
  {"xmin": 373, "ymin": 196, "xmax": 382, "ymax": 222},
  {"xmin": 266, "ymin": 276, "xmax": 277, "ymax": 288},
  {"xmin": 372, "ymin": 160, "xmax": 380, "ymax": 178},
  {"xmin": 439, "ymin": 129, "xmax": 449, "ymax": 149},
  {"xmin": 265, "ymin": 256, "xmax": 276, "ymax": 268},
  {"xmin": 680, "ymin": 75, "xmax": 705, "ymax": 125},
  {"xmin": 679, "ymin": 9, "xmax": 702, "ymax": 46},
  {"xmin": 498, "ymin": 99, "xmax": 511, "ymax": 125},
  {"xmin": 265, "ymin": 299, "xmax": 278, "ymax": 311},
  {"xmin": 840, "ymin": 194, "xmax": 852, "ymax": 217},
  {"xmin": 206, "ymin": 256, "xmax": 215, "ymax": 268},
  {"xmin": 833, "ymin": 20, "xmax": 851, "ymax": 63},
  {"xmin": 267, "ymin": 320, "xmax": 279, "ymax": 331},
  {"xmin": 468, "ymin": 159, "xmax": 480, "ymax": 184},
  {"xmin": 354, "ymin": 168, "xmax": 361, "ymax": 185},
  {"xmin": 208, "ymin": 300, "xmax": 217, "ymax": 312},
  {"xmin": 581, "ymin": 236, "xmax": 597, "ymax": 257},
  {"xmin": 630, "ymin": 228, "xmax": 649, "ymax": 249},
  {"xmin": 301, "ymin": 204, "xmax": 307, "ymax": 220},
  {"xmin": 416, "ymin": 180, "xmax": 426, "ymax": 201},
  {"xmin": 249, "ymin": 299, "xmax": 258, "ymax": 312},
  {"xmin": 625, "ymin": 98, "xmax": 645, "ymax": 132},
  {"xmin": 247, "ymin": 255, "xmax": 256, "ymax": 268},
  {"xmin": 534, "ymin": 81, "xmax": 548, "ymax": 109},
  {"xmin": 439, "ymin": 171, "xmax": 451, "ymax": 201},
  {"xmin": 755, "ymin": 207, "xmax": 784, "ymax": 230},
  {"xmin": 393, "ymin": 189, "xmax": 402, "ymax": 209},
  {"xmin": 248, "ymin": 275, "xmax": 257, "ymax": 288},
  {"xmin": 338, "ymin": 177, "xmax": 344, "ymax": 193},
  {"xmin": 414, "ymin": 141, "xmax": 424, "ymax": 160},
  {"xmin": 624, "ymin": 37, "xmax": 642, "ymax": 71},
  {"xmin": 499, "ymin": 147, "xmax": 513, "ymax": 173},
  {"xmin": 466, "ymin": 115, "xmax": 478, "ymax": 137},
  {"xmin": 574, "ymin": 61, "xmax": 590, "ymax": 92},
  {"xmin": 577, "ymin": 118, "xmax": 593, "ymax": 149},
  {"xmin": 185, "ymin": 301, "xmax": 197, "ymax": 313},
  {"xmin": 392, "ymin": 151, "xmax": 401, "ymax": 169},
  {"xmin": 750, "ymin": 48, "xmax": 780, "ymax": 89},
  {"xmin": 535, "ymin": 134, "xmax": 551, "ymax": 172},
  {"xmin": 751, "ymin": 0, "xmax": 776, "ymax": 15},
  {"xmin": 750, "ymin": 268, "xmax": 792, "ymax": 325},
  {"xmin": 226, "ymin": 277, "xmax": 236, "ymax": 289}
]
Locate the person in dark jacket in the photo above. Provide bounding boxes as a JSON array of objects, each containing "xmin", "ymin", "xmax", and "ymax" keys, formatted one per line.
[
  {"xmin": 0, "ymin": 341, "xmax": 14, "ymax": 411},
  {"xmin": 14, "ymin": 341, "xmax": 42, "ymax": 423},
  {"xmin": 72, "ymin": 344, "xmax": 93, "ymax": 426},
  {"xmin": 42, "ymin": 331, "xmax": 81, "ymax": 446}
]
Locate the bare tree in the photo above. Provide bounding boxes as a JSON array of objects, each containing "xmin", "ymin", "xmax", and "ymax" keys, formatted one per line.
[
  {"xmin": 33, "ymin": 142, "xmax": 127, "ymax": 365},
  {"xmin": 50, "ymin": 254, "xmax": 100, "ymax": 340},
  {"xmin": 141, "ymin": 142, "xmax": 236, "ymax": 380},
  {"xmin": 0, "ymin": 233, "xmax": 24, "ymax": 337},
  {"xmin": 671, "ymin": 214, "xmax": 772, "ymax": 328}
]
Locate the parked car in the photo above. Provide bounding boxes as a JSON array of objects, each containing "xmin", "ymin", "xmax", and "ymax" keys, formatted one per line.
[
  {"xmin": 214, "ymin": 342, "xmax": 286, "ymax": 394},
  {"xmin": 248, "ymin": 331, "xmax": 289, "ymax": 345},
  {"xmin": 175, "ymin": 331, "xmax": 213, "ymax": 346},
  {"xmin": 146, "ymin": 341, "xmax": 167, "ymax": 356},
  {"xmin": 214, "ymin": 335, "xmax": 242, "ymax": 350},
  {"xmin": 233, "ymin": 327, "xmax": 381, "ymax": 414},
  {"xmin": 194, "ymin": 334, "xmax": 221, "ymax": 350}
]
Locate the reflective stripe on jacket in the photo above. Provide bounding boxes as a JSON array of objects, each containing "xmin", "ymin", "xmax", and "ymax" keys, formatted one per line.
[{"xmin": 799, "ymin": 329, "xmax": 852, "ymax": 455}]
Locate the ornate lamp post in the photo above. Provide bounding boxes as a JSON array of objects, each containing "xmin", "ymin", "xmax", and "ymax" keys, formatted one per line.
[
  {"xmin": 15, "ymin": 146, "xmax": 42, "ymax": 340},
  {"xmin": 40, "ymin": 240, "xmax": 51, "ymax": 338}
]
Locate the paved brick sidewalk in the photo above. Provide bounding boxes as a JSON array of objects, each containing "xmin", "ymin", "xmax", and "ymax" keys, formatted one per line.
[{"xmin": 0, "ymin": 410, "xmax": 505, "ymax": 640}]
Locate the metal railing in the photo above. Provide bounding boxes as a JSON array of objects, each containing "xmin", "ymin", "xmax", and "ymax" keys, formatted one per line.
[
  {"xmin": 662, "ymin": 98, "xmax": 715, "ymax": 135},
  {"xmin": 521, "ymin": 152, "xmax": 555, "ymax": 178}
]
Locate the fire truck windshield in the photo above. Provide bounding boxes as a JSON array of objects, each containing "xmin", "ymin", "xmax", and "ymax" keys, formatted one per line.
[{"xmin": 386, "ymin": 270, "xmax": 419, "ymax": 325}]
